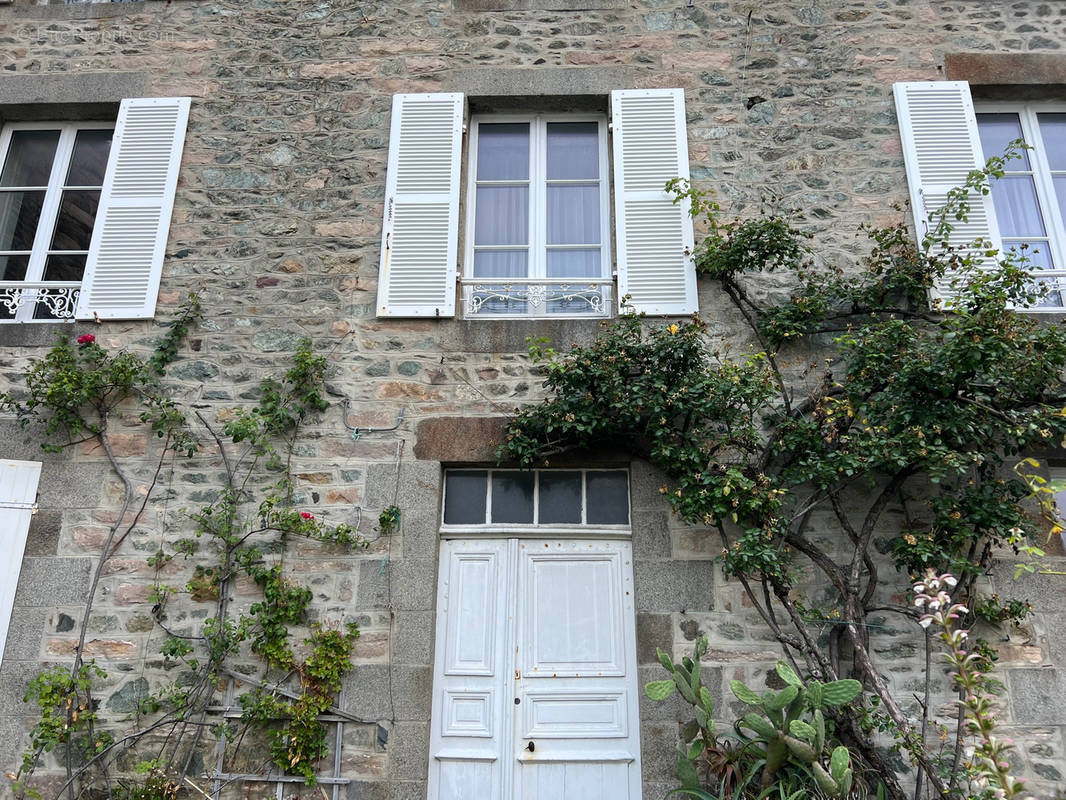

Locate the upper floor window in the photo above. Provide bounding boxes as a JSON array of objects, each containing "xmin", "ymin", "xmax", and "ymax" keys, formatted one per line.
[
  {"xmin": 0, "ymin": 97, "xmax": 191, "ymax": 323},
  {"xmin": 375, "ymin": 90, "xmax": 698, "ymax": 320},
  {"xmin": 976, "ymin": 106, "xmax": 1066, "ymax": 309},
  {"xmin": 0, "ymin": 123, "xmax": 113, "ymax": 321},
  {"xmin": 464, "ymin": 115, "xmax": 611, "ymax": 318}
]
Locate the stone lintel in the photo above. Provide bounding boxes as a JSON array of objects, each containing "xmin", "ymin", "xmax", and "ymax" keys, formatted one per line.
[
  {"xmin": 0, "ymin": 72, "xmax": 147, "ymax": 123},
  {"xmin": 444, "ymin": 66, "xmax": 628, "ymax": 98},
  {"xmin": 414, "ymin": 417, "xmax": 509, "ymax": 462},
  {"xmin": 455, "ymin": 0, "xmax": 626, "ymax": 8},
  {"xmin": 945, "ymin": 52, "xmax": 1066, "ymax": 86}
]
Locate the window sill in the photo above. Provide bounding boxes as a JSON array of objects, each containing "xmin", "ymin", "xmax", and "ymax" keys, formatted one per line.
[
  {"xmin": 455, "ymin": 0, "xmax": 627, "ymax": 10},
  {"xmin": 437, "ymin": 317, "xmax": 606, "ymax": 353}
]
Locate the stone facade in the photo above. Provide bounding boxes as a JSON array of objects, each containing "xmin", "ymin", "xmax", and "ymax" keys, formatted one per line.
[{"xmin": 0, "ymin": 0, "xmax": 1064, "ymax": 798}]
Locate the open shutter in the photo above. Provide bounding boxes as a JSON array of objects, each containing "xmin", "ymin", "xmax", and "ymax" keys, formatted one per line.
[
  {"xmin": 76, "ymin": 97, "xmax": 190, "ymax": 321},
  {"xmin": 0, "ymin": 459, "xmax": 41, "ymax": 671},
  {"xmin": 377, "ymin": 93, "xmax": 463, "ymax": 318},
  {"xmin": 611, "ymin": 88, "xmax": 697, "ymax": 316},
  {"xmin": 894, "ymin": 81, "xmax": 1002, "ymax": 304}
]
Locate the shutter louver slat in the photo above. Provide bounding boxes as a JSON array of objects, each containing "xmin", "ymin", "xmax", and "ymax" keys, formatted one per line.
[
  {"xmin": 377, "ymin": 93, "xmax": 463, "ymax": 317},
  {"xmin": 893, "ymin": 81, "xmax": 1002, "ymax": 305},
  {"xmin": 611, "ymin": 89, "xmax": 698, "ymax": 315},
  {"xmin": 76, "ymin": 97, "xmax": 190, "ymax": 321}
]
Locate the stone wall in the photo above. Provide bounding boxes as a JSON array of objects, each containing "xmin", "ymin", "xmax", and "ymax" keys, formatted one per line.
[{"xmin": 0, "ymin": 0, "xmax": 1065, "ymax": 798}]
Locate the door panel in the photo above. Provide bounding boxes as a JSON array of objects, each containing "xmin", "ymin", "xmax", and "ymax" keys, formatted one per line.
[{"xmin": 428, "ymin": 538, "xmax": 640, "ymax": 800}]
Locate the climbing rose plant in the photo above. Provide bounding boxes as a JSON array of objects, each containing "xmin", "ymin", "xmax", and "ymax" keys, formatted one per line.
[{"xmin": 504, "ymin": 152, "xmax": 1066, "ymax": 799}]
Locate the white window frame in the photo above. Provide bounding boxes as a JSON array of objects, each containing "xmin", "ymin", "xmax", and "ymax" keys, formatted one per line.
[
  {"xmin": 975, "ymin": 101, "xmax": 1066, "ymax": 311},
  {"xmin": 440, "ymin": 468, "xmax": 631, "ymax": 537},
  {"xmin": 0, "ymin": 121, "xmax": 114, "ymax": 322},
  {"xmin": 461, "ymin": 113, "xmax": 614, "ymax": 319}
]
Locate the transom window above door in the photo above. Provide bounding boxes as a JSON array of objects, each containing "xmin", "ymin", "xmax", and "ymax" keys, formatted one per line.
[
  {"xmin": 442, "ymin": 468, "xmax": 630, "ymax": 530},
  {"xmin": 463, "ymin": 116, "xmax": 612, "ymax": 318},
  {"xmin": 0, "ymin": 123, "xmax": 113, "ymax": 321}
]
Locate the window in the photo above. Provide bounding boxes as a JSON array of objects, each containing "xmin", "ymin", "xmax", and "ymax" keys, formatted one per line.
[
  {"xmin": 895, "ymin": 82, "xmax": 1066, "ymax": 311},
  {"xmin": 0, "ymin": 97, "xmax": 191, "ymax": 323},
  {"xmin": 442, "ymin": 468, "xmax": 630, "ymax": 529},
  {"xmin": 0, "ymin": 123, "xmax": 113, "ymax": 321},
  {"xmin": 463, "ymin": 115, "xmax": 611, "ymax": 317},
  {"xmin": 376, "ymin": 90, "xmax": 698, "ymax": 319},
  {"xmin": 976, "ymin": 106, "xmax": 1066, "ymax": 308}
]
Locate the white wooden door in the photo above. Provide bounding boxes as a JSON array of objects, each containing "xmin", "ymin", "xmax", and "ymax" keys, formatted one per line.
[{"xmin": 428, "ymin": 539, "xmax": 641, "ymax": 800}]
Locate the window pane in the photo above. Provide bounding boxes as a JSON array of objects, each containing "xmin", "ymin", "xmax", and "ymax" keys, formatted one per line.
[
  {"xmin": 991, "ymin": 176, "xmax": 1045, "ymax": 237},
  {"xmin": 586, "ymin": 471, "xmax": 629, "ymax": 525},
  {"xmin": 473, "ymin": 249, "xmax": 528, "ymax": 278},
  {"xmin": 491, "ymin": 471, "xmax": 534, "ymax": 523},
  {"xmin": 547, "ymin": 184, "xmax": 601, "ymax": 245},
  {"xmin": 50, "ymin": 190, "xmax": 101, "ymax": 251},
  {"xmin": 547, "ymin": 122, "xmax": 599, "ymax": 180},
  {"xmin": 538, "ymin": 471, "xmax": 582, "ymax": 524},
  {"xmin": 1054, "ymin": 176, "xmax": 1066, "ymax": 232},
  {"xmin": 546, "ymin": 249, "xmax": 601, "ymax": 278},
  {"xmin": 0, "ymin": 254, "xmax": 29, "ymax": 281},
  {"xmin": 475, "ymin": 186, "xmax": 528, "ymax": 245},
  {"xmin": 65, "ymin": 130, "xmax": 112, "ymax": 186},
  {"xmin": 1005, "ymin": 240, "xmax": 1054, "ymax": 269},
  {"xmin": 1037, "ymin": 113, "xmax": 1066, "ymax": 171},
  {"xmin": 0, "ymin": 130, "xmax": 61, "ymax": 187},
  {"xmin": 0, "ymin": 190, "xmax": 46, "ymax": 251},
  {"xmin": 977, "ymin": 113, "xmax": 1030, "ymax": 169},
  {"xmin": 42, "ymin": 254, "xmax": 87, "ymax": 282},
  {"xmin": 443, "ymin": 471, "xmax": 488, "ymax": 525},
  {"xmin": 477, "ymin": 123, "xmax": 529, "ymax": 181}
]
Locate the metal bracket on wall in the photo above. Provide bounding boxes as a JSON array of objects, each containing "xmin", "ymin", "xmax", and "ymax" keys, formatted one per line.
[{"xmin": 341, "ymin": 399, "xmax": 405, "ymax": 440}]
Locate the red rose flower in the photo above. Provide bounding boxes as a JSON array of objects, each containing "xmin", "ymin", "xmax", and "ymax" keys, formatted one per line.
[
  {"xmin": 77, "ymin": 334, "xmax": 95, "ymax": 345},
  {"xmin": 301, "ymin": 512, "xmax": 315, "ymax": 520}
]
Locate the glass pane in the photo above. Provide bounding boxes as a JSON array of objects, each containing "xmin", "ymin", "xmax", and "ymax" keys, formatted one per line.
[
  {"xmin": 547, "ymin": 248, "xmax": 602, "ymax": 278},
  {"xmin": 1054, "ymin": 176, "xmax": 1066, "ymax": 232},
  {"xmin": 443, "ymin": 471, "xmax": 488, "ymax": 525},
  {"xmin": 547, "ymin": 184, "xmax": 601, "ymax": 245},
  {"xmin": 547, "ymin": 122, "xmax": 599, "ymax": 180},
  {"xmin": 976, "ymin": 113, "xmax": 1030, "ymax": 169},
  {"xmin": 475, "ymin": 186, "xmax": 528, "ymax": 246},
  {"xmin": 471, "ymin": 251, "xmax": 530, "ymax": 315},
  {"xmin": 0, "ymin": 254, "xmax": 29, "ymax": 281},
  {"xmin": 1038, "ymin": 113, "xmax": 1066, "ymax": 171},
  {"xmin": 0, "ymin": 190, "xmax": 46, "ymax": 251},
  {"xmin": 491, "ymin": 471, "xmax": 534, "ymax": 524},
  {"xmin": 538, "ymin": 472, "xmax": 582, "ymax": 524},
  {"xmin": 586, "ymin": 471, "xmax": 629, "ymax": 525},
  {"xmin": 473, "ymin": 249, "xmax": 528, "ymax": 278},
  {"xmin": 0, "ymin": 130, "xmax": 61, "ymax": 187},
  {"xmin": 991, "ymin": 176, "xmax": 1044, "ymax": 237},
  {"xmin": 477, "ymin": 123, "xmax": 529, "ymax": 181},
  {"xmin": 1004, "ymin": 240, "xmax": 1054, "ymax": 270},
  {"xmin": 50, "ymin": 190, "xmax": 100, "ymax": 251},
  {"xmin": 42, "ymin": 254, "xmax": 87, "ymax": 282},
  {"xmin": 65, "ymin": 130, "xmax": 113, "ymax": 186}
]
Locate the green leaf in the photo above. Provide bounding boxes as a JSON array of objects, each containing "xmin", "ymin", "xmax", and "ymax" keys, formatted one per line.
[
  {"xmin": 677, "ymin": 753, "xmax": 700, "ymax": 789},
  {"xmin": 730, "ymin": 679, "xmax": 762, "ymax": 706},
  {"xmin": 775, "ymin": 660, "xmax": 803, "ymax": 687},
  {"xmin": 699, "ymin": 685, "xmax": 714, "ymax": 717},
  {"xmin": 764, "ymin": 684, "xmax": 799, "ymax": 711},
  {"xmin": 830, "ymin": 746, "xmax": 851, "ymax": 781},
  {"xmin": 822, "ymin": 679, "xmax": 862, "ymax": 706},
  {"xmin": 789, "ymin": 720, "xmax": 815, "ymax": 741},
  {"xmin": 739, "ymin": 712, "xmax": 777, "ymax": 740},
  {"xmin": 645, "ymin": 680, "xmax": 676, "ymax": 701}
]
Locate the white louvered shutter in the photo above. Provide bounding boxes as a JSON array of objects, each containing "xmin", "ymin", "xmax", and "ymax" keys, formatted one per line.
[
  {"xmin": 76, "ymin": 97, "xmax": 191, "ymax": 321},
  {"xmin": 894, "ymin": 81, "xmax": 1002, "ymax": 304},
  {"xmin": 377, "ymin": 93, "xmax": 464, "ymax": 317},
  {"xmin": 0, "ymin": 459, "xmax": 41, "ymax": 671},
  {"xmin": 611, "ymin": 88, "xmax": 697, "ymax": 315}
]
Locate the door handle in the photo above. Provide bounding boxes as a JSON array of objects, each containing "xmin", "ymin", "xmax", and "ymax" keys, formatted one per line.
[{"xmin": 526, "ymin": 741, "xmax": 535, "ymax": 752}]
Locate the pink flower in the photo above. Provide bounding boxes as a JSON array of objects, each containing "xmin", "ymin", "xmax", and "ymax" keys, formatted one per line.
[
  {"xmin": 301, "ymin": 512, "xmax": 315, "ymax": 520},
  {"xmin": 77, "ymin": 334, "xmax": 95, "ymax": 345}
]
